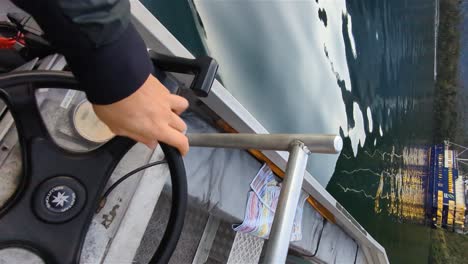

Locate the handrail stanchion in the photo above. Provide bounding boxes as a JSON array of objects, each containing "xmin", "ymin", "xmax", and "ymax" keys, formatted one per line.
[{"xmin": 262, "ymin": 141, "xmax": 310, "ymax": 264}]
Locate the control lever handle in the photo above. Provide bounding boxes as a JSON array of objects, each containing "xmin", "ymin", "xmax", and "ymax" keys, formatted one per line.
[{"xmin": 149, "ymin": 50, "xmax": 218, "ymax": 97}]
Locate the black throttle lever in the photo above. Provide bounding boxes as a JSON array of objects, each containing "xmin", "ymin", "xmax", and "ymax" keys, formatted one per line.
[{"xmin": 149, "ymin": 50, "xmax": 218, "ymax": 97}]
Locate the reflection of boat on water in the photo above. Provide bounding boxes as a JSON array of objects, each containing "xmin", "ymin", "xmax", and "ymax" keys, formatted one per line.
[
  {"xmin": 426, "ymin": 141, "xmax": 467, "ymax": 233},
  {"xmin": 367, "ymin": 147, "xmax": 428, "ymax": 223}
]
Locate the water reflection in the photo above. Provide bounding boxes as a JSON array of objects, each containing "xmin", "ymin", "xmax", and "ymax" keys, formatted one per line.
[
  {"xmin": 190, "ymin": 0, "xmax": 435, "ymax": 262},
  {"xmin": 337, "ymin": 147, "xmax": 428, "ymax": 224},
  {"xmin": 145, "ymin": 0, "xmax": 438, "ymax": 262},
  {"xmin": 192, "ymin": 0, "xmax": 361, "ymax": 185},
  {"xmin": 329, "ymin": 143, "xmax": 433, "ymax": 263}
]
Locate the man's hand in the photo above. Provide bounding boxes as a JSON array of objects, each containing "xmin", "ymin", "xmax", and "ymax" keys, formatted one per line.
[{"xmin": 93, "ymin": 74, "xmax": 189, "ymax": 155}]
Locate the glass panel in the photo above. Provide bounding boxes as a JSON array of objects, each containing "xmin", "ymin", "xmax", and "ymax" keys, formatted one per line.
[{"xmin": 35, "ymin": 88, "xmax": 115, "ymax": 152}]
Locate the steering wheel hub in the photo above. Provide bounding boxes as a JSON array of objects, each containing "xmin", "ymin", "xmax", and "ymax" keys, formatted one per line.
[
  {"xmin": 33, "ymin": 176, "xmax": 87, "ymax": 223},
  {"xmin": 45, "ymin": 185, "xmax": 76, "ymax": 213}
]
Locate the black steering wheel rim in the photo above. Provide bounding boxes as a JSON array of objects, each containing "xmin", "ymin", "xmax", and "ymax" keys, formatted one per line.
[{"xmin": 0, "ymin": 70, "xmax": 187, "ymax": 264}]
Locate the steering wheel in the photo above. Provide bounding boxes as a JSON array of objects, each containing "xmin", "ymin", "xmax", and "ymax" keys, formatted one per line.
[{"xmin": 0, "ymin": 51, "xmax": 218, "ymax": 264}]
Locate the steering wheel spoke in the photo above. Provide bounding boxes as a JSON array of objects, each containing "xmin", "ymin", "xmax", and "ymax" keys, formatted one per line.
[{"xmin": 0, "ymin": 83, "xmax": 51, "ymax": 141}]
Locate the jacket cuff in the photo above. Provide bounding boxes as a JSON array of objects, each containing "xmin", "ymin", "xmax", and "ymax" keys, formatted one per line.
[{"xmin": 66, "ymin": 23, "xmax": 153, "ymax": 105}]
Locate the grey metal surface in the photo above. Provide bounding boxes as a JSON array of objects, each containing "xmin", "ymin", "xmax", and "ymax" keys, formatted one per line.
[
  {"xmin": 192, "ymin": 216, "xmax": 221, "ymax": 264},
  {"xmin": 51, "ymin": 55, "xmax": 67, "ymax": 70},
  {"xmin": 182, "ymin": 112, "xmax": 263, "ymax": 222},
  {"xmin": 100, "ymin": 147, "xmax": 169, "ymax": 264},
  {"xmin": 226, "ymin": 232, "xmax": 264, "ymax": 264},
  {"xmin": 355, "ymin": 247, "xmax": 367, "ymax": 264},
  {"xmin": 313, "ymin": 221, "xmax": 360, "ymax": 263},
  {"xmin": 0, "ymin": 1, "xmax": 18, "ymax": 22},
  {"xmin": 0, "ymin": 248, "xmax": 44, "ymax": 264},
  {"xmin": 134, "ymin": 193, "xmax": 209, "ymax": 264},
  {"xmin": 136, "ymin": 197, "xmax": 238, "ymax": 264},
  {"xmin": 0, "ymin": 134, "xmax": 21, "ymax": 210},
  {"xmin": 188, "ymin": 134, "xmax": 342, "ymax": 154},
  {"xmin": 0, "ymin": 126, "xmax": 19, "ymax": 169},
  {"xmin": 12, "ymin": 58, "xmax": 38, "ymax": 72},
  {"xmin": 37, "ymin": 54, "xmax": 59, "ymax": 70},
  {"xmin": 206, "ymin": 221, "xmax": 236, "ymax": 264},
  {"xmin": 0, "ymin": 113, "xmax": 14, "ymax": 148},
  {"xmin": 79, "ymin": 143, "xmax": 154, "ymax": 264},
  {"xmin": 0, "ymin": 104, "xmax": 6, "ymax": 118},
  {"xmin": 264, "ymin": 143, "xmax": 309, "ymax": 264}
]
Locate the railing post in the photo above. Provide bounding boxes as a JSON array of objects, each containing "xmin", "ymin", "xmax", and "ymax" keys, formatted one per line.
[{"xmin": 263, "ymin": 141, "xmax": 310, "ymax": 264}]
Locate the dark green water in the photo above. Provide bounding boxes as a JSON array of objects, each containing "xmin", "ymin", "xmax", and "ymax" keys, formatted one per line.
[
  {"xmin": 328, "ymin": 1, "xmax": 436, "ymax": 263},
  {"xmin": 143, "ymin": 0, "xmax": 437, "ymax": 263}
]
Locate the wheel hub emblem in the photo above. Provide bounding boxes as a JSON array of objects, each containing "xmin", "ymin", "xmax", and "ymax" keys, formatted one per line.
[{"xmin": 44, "ymin": 185, "xmax": 76, "ymax": 213}]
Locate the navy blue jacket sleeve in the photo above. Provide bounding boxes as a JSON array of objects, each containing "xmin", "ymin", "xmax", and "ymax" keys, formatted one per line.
[{"xmin": 12, "ymin": 0, "xmax": 153, "ymax": 105}]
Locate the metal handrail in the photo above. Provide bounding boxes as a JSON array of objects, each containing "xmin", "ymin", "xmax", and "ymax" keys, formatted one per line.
[
  {"xmin": 188, "ymin": 133, "xmax": 341, "ymax": 263},
  {"xmin": 188, "ymin": 133, "xmax": 342, "ymax": 153}
]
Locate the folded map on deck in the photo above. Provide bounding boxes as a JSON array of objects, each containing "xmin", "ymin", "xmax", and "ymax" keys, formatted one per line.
[{"xmin": 233, "ymin": 164, "xmax": 308, "ymax": 241}]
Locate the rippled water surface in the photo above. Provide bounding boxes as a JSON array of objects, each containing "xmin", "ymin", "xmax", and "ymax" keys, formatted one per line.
[{"xmin": 143, "ymin": 0, "xmax": 437, "ymax": 263}]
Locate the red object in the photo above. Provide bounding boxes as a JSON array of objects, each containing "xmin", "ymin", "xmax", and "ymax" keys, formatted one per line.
[
  {"xmin": 0, "ymin": 37, "xmax": 17, "ymax": 49},
  {"xmin": 0, "ymin": 34, "xmax": 25, "ymax": 49},
  {"xmin": 0, "ymin": 28, "xmax": 25, "ymax": 49},
  {"xmin": 0, "ymin": 25, "xmax": 24, "ymax": 49}
]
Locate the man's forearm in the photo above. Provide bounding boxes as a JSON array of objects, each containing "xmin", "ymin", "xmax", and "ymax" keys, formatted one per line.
[{"xmin": 12, "ymin": 0, "xmax": 153, "ymax": 104}]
